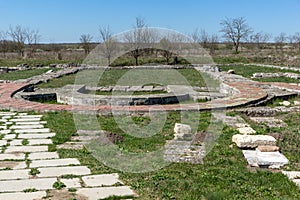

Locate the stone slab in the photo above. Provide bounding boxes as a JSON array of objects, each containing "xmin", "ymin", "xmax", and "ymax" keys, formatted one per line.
[
  {"xmin": 237, "ymin": 127, "xmax": 256, "ymax": 135},
  {"xmin": 0, "ymin": 191, "xmax": 47, "ymax": 200},
  {"xmin": 0, "ymin": 177, "xmax": 56, "ymax": 192},
  {"xmin": 243, "ymin": 150, "xmax": 289, "ymax": 168},
  {"xmin": 15, "ymin": 121, "xmax": 47, "ymax": 125},
  {"xmin": 4, "ymin": 134, "xmax": 16, "ymax": 139},
  {"xmin": 0, "ymin": 153, "xmax": 25, "ymax": 160},
  {"xmin": 0, "ymin": 125, "xmax": 6, "ymax": 129},
  {"xmin": 0, "ymin": 129, "xmax": 11, "ymax": 134},
  {"xmin": 15, "ymin": 128, "xmax": 50, "ymax": 133},
  {"xmin": 10, "ymin": 139, "xmax": 52, "ymax": 146},
  {"xmin": 10, "ymin": 125, "xmax": 44, "ymax": 129},
  {"xmin": 30, "ymin": 158, "xmax": 80, "ymax": 168},
  {"xmin": 232, "ymin": 134, "xmax": 277, "ymax": 148},
  {"xmin": 76, "ymin": 186, "xmax": 135, "ymax": 200},
  {"xmin": 18, "ymin": 133, "xmax": 55, "ymax": 139},
  {"xmin": 10, "ymin": 118, "xmax": 42, "ymax": 122},
  {"xmin": 293, "ymin": 179, "xmax": 300, "ymax": 187},
  {"xmin": 0, "ymin": 140, "xmax": 7, "ymax": 146},
  {"xmin": 0, "ymin": 161, "xmax": 27, "ymax": 170},
  {"xmin": 37, "ymin": 166, "xmax": 91, "ymax": 177},
  {"xmin": 0, "ymin": 169, "xmax": 30, "ymax": 180},
  {"xmin": 82, "ymin": 173, "xmax": 121, "ymax": 187},
  {"xmin": 5, "ymin": 145, "xmax": 48, "ymax": 153},
  {"xmin": 15, "ymin": 115, "xmax": 43, "ymax": 118},
  {"xmin": 61, "ymin": 178, "xmax": 82, "ymax": 188},
  {"xmin": 0, "ymin": 112, "xmax": 16, "ymax": 116},
  {"xmin": 28, "ymin": 152, "xmax": 59, "ymax": 160},
  {"xmin": 282, "ymin": 171, "xmax": 300, "ymax": 180}
]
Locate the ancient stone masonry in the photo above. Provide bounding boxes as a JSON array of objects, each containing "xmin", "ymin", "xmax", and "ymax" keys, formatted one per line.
[{"xmin": 0, "ymin": 111, "xmax": 136, "ymax": 200}]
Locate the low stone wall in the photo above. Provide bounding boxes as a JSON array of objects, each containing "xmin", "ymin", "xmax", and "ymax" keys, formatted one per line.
[{"xmin": 252, "ymin": 72, "xmax": 300, "ymax": 79}]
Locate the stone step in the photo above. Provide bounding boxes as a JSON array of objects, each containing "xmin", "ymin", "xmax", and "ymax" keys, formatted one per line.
[
  {"xmin": 14, "ymin": 128, "xmax": 50, "ymax": 133},
  {"xmin": 76, "ymin": 186, "xmax": 136, "ymax": 200},
  {"xmin": 10, "ymin": 118, "xmax": 41, "ymax": 122},
  {"xmin": 10, "ymin": 125, "xmax": 44, "ymax": 129},
  {"xmin": 14, "ymin": 115, "xmax": 43, "ymax": 118},
  {"xmin": 293, "ymin": 179, "xmax": 300, "ymax": 187},
  {"xmin": 37, "ymin": 166, "xmax": 91, "ymax": 178},
  {"xmin": 5, "ymin": 146, "xmax": 48, "ymax": 153},
  {"xmin": 82, "ymin": 174, "xmax": 121, "ymax": 187},
  {"xmin": 0, "ymin": 169, "xmax": 30, "ymax": 180},
  {"xmin": 30, "ymin": 158, "xmax": 80, "ymax": 168},
  {"xmin": 0, "ymin": 130, "xmax": 11, "ymax": 134},
  {"xmin": 18, "ymin": 133, "xmax": 55, "ymax": 139},
  {"xmin": 0, "ymin": 191, "xmax": 47, "ymax": 200},
  {"xmin": 0, "ymin": 140, "xmax": 7, "ymax": 146},
  {"xmin": 0, "ymin": 112, "xmax": 16, "ymax": 116},
  {"xmin": 282, "ymin": 171, "xmax": 300, "ymax": 180},
  {"xmin": 0, "ymin": 153, "xmax": 25, "ymax": 161},
  {"xmin": 10, "ymin": 139, "xmax": 53, "ymax": 146},
  {"xmin": 28, "ymin": 152, "xmax": 59, "ymax": 160},
  {"xmin": 61, "ymin": 178, "xmax": 82, "ymax": 188},
  {"xmin": 4, "ymin": 134, "xmax": 16, "ymax": 140},
  {"xmin": 0, "ymin": 177, "xmax": 56, "ymax": 192},
  {"xmin": 15, "ymin": 121, "xmax": 47, "ymax": 125},
  {"xmin": 0, "ymin": 161, "xmax": 26, "ymax": 170}
]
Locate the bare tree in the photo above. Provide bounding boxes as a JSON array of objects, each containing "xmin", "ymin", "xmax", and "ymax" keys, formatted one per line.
[
  {"xmin": 220, "ymin": 17, "xmax": 252, "ymax": 53},
  {"xmin": 25, "ymin": 28, "xmax": 41, "ymax": 57},
  {"xmin": 123, "ymin": 16, "xmax": 148, "ymax": 66},
  {"xmin": 7, "ymin": 25, "xmax": 26, "ymax": 56},
  {"xmin": 208, "ymin": 34, "xmax": 219, "ymax": 54},
  {"xmin": 275, "ymin": 32, "xmax": 287, "ymax": 50},
  {"xmin": 250, "ymin": 31, "xmax": 271, "ymax": 49},
  {"xmin": 292, "ymin": 32, "xmax": 300, "ymax": 52},
  {"xmin": 99, "ymin": 26, "xmax": 117, "ymax": 65},
  {"xmin": 80, "ymin": 34, "xmax": 93, "ymax": 54},
  {"xmin": 191, "ymin": 28, "xmax": 209, "ymax": 48},
  {"xmin": 0, "ymin": 31, "xmax": 9, "ymax": 56}
]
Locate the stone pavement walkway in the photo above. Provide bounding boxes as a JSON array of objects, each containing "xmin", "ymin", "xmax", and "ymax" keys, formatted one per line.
[{"xmin": 0, "ymin": 111, "xmax": 136, "ymax": 200}]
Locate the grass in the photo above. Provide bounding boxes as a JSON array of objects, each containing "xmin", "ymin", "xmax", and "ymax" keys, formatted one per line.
[
  {"xmin": 0, "ymin": 58, "xmax": 82, "ymax": 68},
  {"xmin": 29, "ymin": 168, "xmax": 40, "ymax": 176},
  {"xmin": 220, "ymin": 64, "xmax": 300, "ymax": 83},
  {"xmin": 43, "ymin": 109, "xmax": 300, "ymax": 199},
  {"xmin": 53, "ymin": 181, "xmax": 66, "ymax": 189},
  {"xmin": 0, "ymin": 68, "xmax": 58, "ymax": 81},
  {"xmin": 37, "ymin": 68, "xmax": 219, "ymax": 89}
]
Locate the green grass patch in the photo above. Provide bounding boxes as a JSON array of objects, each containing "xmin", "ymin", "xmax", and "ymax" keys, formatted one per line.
[
  {"xmin": 53, "ymin": 181, "xmax": 66, "ymax": 189},
  {"xmin": 0, "ymin": 58, "xmax": 81, "ymax": 68},
  {"xmin": 0, "ymin": 68, "xmax": 58, "ymax": 81}
]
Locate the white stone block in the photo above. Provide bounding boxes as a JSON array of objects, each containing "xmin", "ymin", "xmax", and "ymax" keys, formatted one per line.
[
  {"xmin": 232, "ymin": 134, "xmax": 276, "ymax": 148},
  {"xmin": 38, "ymin": 166, "xmax": 91, "ymax": 178},
  {"xmin": 76, "ymin": 186, "xmax": 135, "ymax": 200},
  {"xmin": 0, "ymin": 191, "xmax": 47, "ymax": 200},
  {"xmin": 82, "ymin": 173, "xmax": 121, "ymax": 187},
  {"xmin": 282, "ymin": 171, "xmax": 300, "ymax": 180},
  {"xmin": 10, "ymin": 125, "xmax": 44, "ymax": 129},
  {"xmin": 0, "ymin": 161, "xmax": 27, "ymax": 170},
  {"xmin": 0, "ymin": 169, "xmax": 30, "ymax": 180},
  {"xmin": 4, "ymin": 134, "xmax": 16, "ymax": 139},
  {"xmin": 0, "ymin": 153, "xmax": 25, "ymax": 161},
  {"xmin": 30, "ymin": 158, "xmax": 80, "ymax": 168},
  {"xmin": 18, "ymin": 133, "xmax": 55, "ymax": 139},
  {"xmin": 0, "ymin": 140, "xmax": 7, "ymax": 146},
  {"xmin": 5, "ymin": 145, "xmax": 48, "ymax": 153},
  {"xmin": 0, "ymin": 178, "xmax": 56, "ymax": 192},
  {"xmin": 61, "ymin": 178, "xmax": 82, "ymax": 188},
  {"xmin": 237, "ymin": 127, "xmax": 256, "ymax": 135},
  {"xmin": 28, "ymin": 152, "xmax": 59, "ymax": 160},
  {"xmin": 15, "ymin": 128, "xmax": 50, "ymax": 133}
]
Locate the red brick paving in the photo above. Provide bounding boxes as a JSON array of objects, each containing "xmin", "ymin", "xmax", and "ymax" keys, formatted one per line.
[{"xmin": 0, "ymin": 81, "xmax": 298, "ymax": 113}]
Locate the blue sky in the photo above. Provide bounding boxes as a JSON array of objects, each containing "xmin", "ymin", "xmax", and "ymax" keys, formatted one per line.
[{"xmin": 1, "ymin": 0, "xmax": 300, "ymax": 43}]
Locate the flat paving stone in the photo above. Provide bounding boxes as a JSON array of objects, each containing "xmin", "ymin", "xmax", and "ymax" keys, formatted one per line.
[
  {"xmin": 0, "ymin": 112, "xmax": 16, "ymax": 116},
  {"xmin": 0, "ymin": 140, "xmax": 7, "ymax": 146},
  {"xmin": 15, "ymin": 121, "xmax": 47, "ymax": 125},
  {"xmin": 3, "ymin": 134, "xmax": 16, "ymax": 140},
  {"xmin": 37, "ymin": 166, "xmax": 91, "ymax": 177},
  {"xmin": 82, "ymin": 174, "xmax": 121, "ymax": 187},
  {"xmin": 18, "ymin": 133, "xmax": 55, "ymax": 139},
  {"xmin": 0, "ymin": 191, "xmax": 47, "ymax": 200},
  {"xmin": 76, "ymin": 186, "xmax": 135, "ymax": 200},
  {"xmin": 0, "ymin": 129, "xmax": 11, "ymax": 134},
  {"xmin": 0, "ymin": 169, "xmax": 30, "ymax": 180},
  {"xmin": 10, "ymin": 125, "xmax": 44, "ymax": 129},
  {"xmin": 0, "ymin": 153, "xmax": 25, "ymax": 161},
  {"xmin": 293, "ymin": 179, "xmax": 300, "ymax": 187},
  {"xmin": 10, "ymin": 139, "xmax": 52, "ymax": 146},
  {"xmin": 10, "ymin": 118, "xmax": 42, "ymax": 122},
  {"xmin": 282, "ymin": 171, "xmax": 300, "ymax": 179},
  {"xmin": 5, "ymin": 145, "xmax": 48, "ymax": 153},
  {"xmin": 15, "ymin": 115, "xmax": 43, "ymax": 118},
  {"xmin": 15, "ymin": 128, "xmax": 50, "ymax": 133},
  {"xmin": 61, "ymin": 178, "xmax": 82, "ymax": 188},
  {"xmin": 0, "ymin": 177, "xmax": 56, "ymax": 192},
  {"xmin": 30, "ymin": 158, "xmax": 80, "ymax": 168},
  {"xmin": 28, "ymin": 152, "xmax": 59, "ymax": 160},
  {"xmin": 0, "ymin": 161, "xmax": 27, "ymax": 169},
  {"xmin": 0, "ymin": 125, "xmax": 6, "ymax": 129},
  {"xmin": 243, "ymin": 150, "xmax": 289, "ymax": 168}
]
